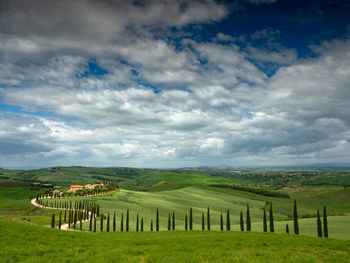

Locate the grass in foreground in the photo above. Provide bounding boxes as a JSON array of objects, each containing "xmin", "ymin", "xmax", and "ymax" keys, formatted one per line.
[{"xmin": 1, "ymin": 219, "xmax": 349, "ymax": 263}]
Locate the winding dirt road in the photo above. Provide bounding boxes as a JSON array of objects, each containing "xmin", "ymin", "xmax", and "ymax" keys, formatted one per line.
[{"xmin": 30, "ymin": 190, "xmax": 118, "ymax": 231}]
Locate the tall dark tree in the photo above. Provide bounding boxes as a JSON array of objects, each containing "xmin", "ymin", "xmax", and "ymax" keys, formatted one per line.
[
  {"xmin": 263, "ymin": 208, "xmax": 267, "ymax": 232},
  {"xmin": 220, "ymin": 213, "xmax": 223, "ymax": 231},
  {"xmin": 126, "ymin": 209, "xmax": 129, "ymax": 232},
  {"xmin": 293, "ymin": 200, "xmax": 299, "ymax": 235},
  {"xmin": 141, "ymin": 217, "xmax": 144, "ymax": 232},
  {"xmin": 185, "ymin": 213, "xmax": 188, "ymax": 230},
  {"xmin": 156, "ymin": 208, "xmax": 159, "ymax": 232},
  {"xmin": 80, "ymin": 217, "xmax": 82, "ymax": 231},
  {"xmin": 168, "ymin": 213, "xmax": 171, "ymax": 231},
  {"xmin": 189, "ymin": 208, "xmax": 193, "ymax": 230},
  {"xmin": 51, "ymin": 213, "xmax": 55, "ymax": 228},
  {"xmin": 113, "ymin": 212, "xmax": 116, "ymax": 232},
  {"xmin": 94, "ymin": 216, "xmax": 96, "ymax": 232},
  {"xmin": 207, "ymin": 206, "xmax": 211, "ymax": 230},
  {"xmin": 226, "ymin": 209, "xmax": 230, "ymax": 231},
  {"xmin": 246, "ymin": 204, "xmax": 251, "ymax": 231},
  {"xmin": 150, "ymin": 219, "xmax": 153, "ymax": 231},
  {"xmin": 121, "ymin": 213, "xmax": 124, "ymax": 232},
  {"xmin": 64, "ymin": 209, "xmax": 67, "ymax": 223},
  {"xmin": 100, "ymin": 213, "xmax": 104, "ymax": 232},
  {"xmin": 240, "ymin": 211, "xmax": 244, "ymax": 231},
  {"xmin": 59, "ymin": 211, "xmax": 62, "ymax": 230},
  {"xmin": 90, "ymin": 216, "xmax": 92, "ymax": 232},
  {"xmin": 269, "ymin": 202, "xmax": 274, "ymax": 233},
  {"xmin": 73, "ymin": 210, "xmax": 77, "ymax": 229},
  {"xmin": 107, "ymin": 213, "xmax": 110, "ymax": 232},
  {"xmin": 323, "ymin": 206, "xmax": 328, "ymax": 238},
  {"xmin": 202, "ymin": 212, "xmax": 205, "ymax": 230},
  {"xmin": 172, "ymin": 212, "xmax": 175, "ymax": 230},
  {"xmin": 286, "ymin": 224, "xmax": 289, "ymax": 234},
  {"xmin": 317, "ymin": 209, "xmax": 322, "ymax": 237},
  {"xmin": 136, "ymin": 213, "xmax": 139, "ymax": 232}
]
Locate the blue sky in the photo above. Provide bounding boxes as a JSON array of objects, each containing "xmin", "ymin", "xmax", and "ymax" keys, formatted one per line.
[{"xmin": 0, "ymin": 0, "xmax": 350, "ymax": 168}]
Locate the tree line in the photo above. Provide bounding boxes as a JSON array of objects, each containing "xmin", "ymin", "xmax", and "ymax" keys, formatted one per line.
[{"xmin": 47, "ymin": 199, "xmax": 328, "ymax": 238}]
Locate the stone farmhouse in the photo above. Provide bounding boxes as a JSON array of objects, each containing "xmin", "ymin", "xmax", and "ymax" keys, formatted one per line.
[{"xmin": 69, "ymin": 182, "xmax": 105, "ymax": 192}]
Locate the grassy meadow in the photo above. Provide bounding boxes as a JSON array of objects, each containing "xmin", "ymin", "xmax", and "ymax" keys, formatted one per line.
[{"xmin": 1, "ymin": 219, "xmax": 350, "ymax": 263}]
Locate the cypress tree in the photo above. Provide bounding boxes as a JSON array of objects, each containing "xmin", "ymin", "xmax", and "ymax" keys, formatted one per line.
[
  {"xmin": 220, "ymin": 213, "xmax": 223, "ymax": 231},
  {"xmin": 202, "ymin": 212, "xmax": 205, "ymax": 230},
  {"xmin": 240, "ymin": 211, "xmax": 244, "ymax": 231},
  {"xmin": 80, "ymin": 217, "xmax": 82, "ymax": 231},
  {"xmin": 150, "ymin": 219, "xmax": 153, "ymax": 231},
  {"xmin": 185, "ymin": 213, "xmax": 188, "ymax": 230},
  {"xmin": 68, "ymin": 210, "xmax": 71, "ymax": 228},
  {"xmin": 94, "ymin": 216, "xmax": 96, "ymax": 232},
  {"xmin": 113, "ymin": 212, "xmax": 116, "ymax": 232},
  {"xmin": 126, "ymin": 209, "xmax": 129, "ymax": 232},
  {"xmin": 51, "ymin": 213, "xmax": 55, "ymax": 228},
  {"xmin": 269, "ymin": 202, "xmax": 274, "ymax": 233},
  {"xmin": 207, "ymin": 206, "xmax": 210, "ymax": 230},
  {"xmin": 293, "ymin": 200, "xmax": 299, "ymax": 235},
  {"xmin": 323, "ymin": 206, "xmax": 328, "ymax": 238},
  {"xmin": 59, "ymin": 211, "xmax": 62, "ymax": 230},
  {"xmin": 168, "ymin": 213, "xmax": 171, "ymax": 231},
  {"xmin": 89, "ymin": 216, "xmax": 92, "ymax": 232},
  {"xmin": 141, "ymin": 217, "xmax": 144, "ymax": 232},
  {"xmin": 156, "ymin": 208, "xmax": 159, "ymax": 232},
  {"xmin": 107, "ymin": 213, "xmax": 110, "ymax": 232},
  {"xmin": 189, "ymin": 208, "xmax": 193, "ymax": 230},
  {"xmin": 263, "ymin": 208, "xmax": 267, "ymax": 232},
  {"xmin": 317, "ymin": 209, "xmax": 322, "ymax": 237},
  {"xmin": 137, "ymin": 213, "xmax": 139, "ymax": 232},
  {"xmin": 172, "ymin": 212, "xmax": 175, "ymax": 230},
  {"xmin": 226, "ymin": 209, "xmax": 230, "ymax": 231},
  {"xmin": 73, "ymin": 210, "xmax": 77, "ymax": 229},
  {"xmin": 246, "ymin": 204, "xmax": 251, "ymax": 231},
  {"xmin": 64, "ymin": 209, "xmax": 67, "ymax": 223},
  {"xmin": 100, "ymin": 213, "xmax": 104, "ymax": 232},
  {"xmin": 286, "ymin": 224, "xmax": 289, "ymax": 234},
  {"xmin": 121, "ymin": 213, "xmax": 124, "ymax": 232}
]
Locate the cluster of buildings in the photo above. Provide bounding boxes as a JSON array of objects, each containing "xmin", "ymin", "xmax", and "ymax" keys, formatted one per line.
[{"xmin": 69, "ymin": 182, "xmax": 105, "ymax": 192}]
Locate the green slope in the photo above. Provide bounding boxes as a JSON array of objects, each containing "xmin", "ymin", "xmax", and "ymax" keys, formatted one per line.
[
  {"xmin": 1, "ymin": 219, "xmax": 349, "ymax": 263},
  {"xmin": 43, "ymin": 186, "xmax": 350, "ymax": 239}
]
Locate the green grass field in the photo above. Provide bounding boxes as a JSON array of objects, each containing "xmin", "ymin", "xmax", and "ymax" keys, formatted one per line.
[
  {"xmin": 1, "ymin": 219, "xmax": 350, "ymax": 263},
  {"xmin": 43, "ymin": 186, "xmax": 350, "ymax": 239},
  {"xmin": 0, "ymin": 187, "xmax": 55, "ymax": 225}
]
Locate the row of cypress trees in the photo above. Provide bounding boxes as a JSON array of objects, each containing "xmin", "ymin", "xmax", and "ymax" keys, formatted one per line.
[
  {"xmin": 36, "ymin": 184, "xmax": 117, "ymax": 200},
  {"xmin": 49, "ymin": 201, "xmax": 329, "ymax": 237},
  {"xmin": 38, "ymin": 198, "xmax": 100, "ymax": 215}
]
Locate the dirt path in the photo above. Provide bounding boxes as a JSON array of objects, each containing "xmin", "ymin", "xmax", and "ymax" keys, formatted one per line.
[
  {"xmin": 30, "ymin": 197, "xmax": 93, "ymax": 230},
  {"xmin": 30, "ymin": 190, "xmax": 118, "ymax": 231}
]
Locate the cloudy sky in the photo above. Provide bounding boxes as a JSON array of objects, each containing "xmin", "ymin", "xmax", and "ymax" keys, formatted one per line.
[{"xmin": 1, "ymin": 0, "xmax": 350, "ymax": 168}]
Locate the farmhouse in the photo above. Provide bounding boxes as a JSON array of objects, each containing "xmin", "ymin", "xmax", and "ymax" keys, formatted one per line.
[{"xmin": 69, "ymin": 182, "xmax": 105, "ymax": 192}]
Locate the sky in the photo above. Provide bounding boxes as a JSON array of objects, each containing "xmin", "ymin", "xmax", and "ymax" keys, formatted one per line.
[{"xmin": 0, "ymin": 0, "xmax": 350, "ymax": 169}]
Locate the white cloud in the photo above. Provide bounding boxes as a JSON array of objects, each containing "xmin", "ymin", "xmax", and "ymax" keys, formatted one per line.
[{"xmin": 0, "ymin": 0, "xmax": 350, "ymax": 168}]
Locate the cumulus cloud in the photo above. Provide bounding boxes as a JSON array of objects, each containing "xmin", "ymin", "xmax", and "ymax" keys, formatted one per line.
[{"xmin": 0, "ymin": 0, "xmax": 349, "ymax": 168}]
